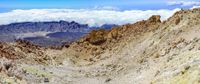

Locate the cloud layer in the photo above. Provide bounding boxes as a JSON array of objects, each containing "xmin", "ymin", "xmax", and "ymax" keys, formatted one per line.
[{"xmin": 0, "ymin": 9, "xmax": 180, "ymax": 27}]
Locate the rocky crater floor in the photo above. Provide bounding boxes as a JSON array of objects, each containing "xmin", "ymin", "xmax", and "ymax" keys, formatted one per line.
[{"xmin": 1, "ymin": 8, "xmax": 200, "ymax": 84}]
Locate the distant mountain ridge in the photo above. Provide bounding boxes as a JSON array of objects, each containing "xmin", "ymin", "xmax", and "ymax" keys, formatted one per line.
[
  {"xmin": 0, "ymin": 20, "xmax": 89, "ymax": 34},
  {"xmin": 0, "ymin": 20, "xmax": 117, "ymax": 46}
]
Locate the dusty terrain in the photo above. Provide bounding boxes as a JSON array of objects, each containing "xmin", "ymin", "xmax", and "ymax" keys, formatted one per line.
[{"xmin": 1, "ymin": 8, "xmax": 200, "ymax": 84}]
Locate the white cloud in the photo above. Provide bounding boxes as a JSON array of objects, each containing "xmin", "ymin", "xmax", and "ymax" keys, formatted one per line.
[
  {"xmin": 167, "ymin": 1, "xmax": 200, "ymax": 7},
  {"xmin": 15, "ymin": 31, "xmax": 52, "ymax": 39},
  {"xmin": 0, "ymin": 8, "xmax": 180, "ymax": 27},
  {"xmin": 192, "ymin": 5, "xmax": 200, "ymax": 9}
]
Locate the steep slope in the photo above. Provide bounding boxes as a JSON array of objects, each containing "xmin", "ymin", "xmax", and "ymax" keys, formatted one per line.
[
  {"xmin": 61, "ymin": 8, "xmax": 200, "ymax": 84},
  {"xmin": 1, "ymin": 8, "xmax": 200, "ymax": 84},
  {"xmin": 110, "ymin": 8, "xmax": 200, "ymax": 84}
]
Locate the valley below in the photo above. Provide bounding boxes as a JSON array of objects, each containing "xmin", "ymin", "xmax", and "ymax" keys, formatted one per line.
[{"xmin": 0, "ymin": 21, "xmax": 116, "ymax": 47}]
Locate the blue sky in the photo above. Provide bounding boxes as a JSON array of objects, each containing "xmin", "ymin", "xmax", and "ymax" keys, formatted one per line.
[
  {"xmin": 1, "ymin": 0, "xmax": 200, "ymax": 12},
  {"xmin": 0, "ymin": 0, "xmax": 163, "ymax": 10}
]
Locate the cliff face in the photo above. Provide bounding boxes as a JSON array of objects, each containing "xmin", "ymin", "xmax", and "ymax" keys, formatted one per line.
[{"xmin": 1, "ymin": 8, "xmax": 200, "ymax": 84}]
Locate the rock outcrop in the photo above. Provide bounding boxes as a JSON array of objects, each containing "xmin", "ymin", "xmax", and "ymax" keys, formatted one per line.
[
  {"xmin": 0, "ymin": 42, "xmax": 24, "ymax": 59},
  {"xmin": 68, "ymin": 15, "xmax": 161, "ymax": 62}
]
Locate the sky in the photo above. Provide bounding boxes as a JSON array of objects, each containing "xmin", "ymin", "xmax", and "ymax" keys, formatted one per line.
[
  {"xmin": 1, "ymin": 0, "xmax": 200, "ymax": 12},
  {"xmin": 1, "ymin": 0, "xmax": 164, "ymax": 11},
  {"xmin": 0, "ymin": 0, "xmax": 200, "ymax": 26}
]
